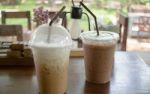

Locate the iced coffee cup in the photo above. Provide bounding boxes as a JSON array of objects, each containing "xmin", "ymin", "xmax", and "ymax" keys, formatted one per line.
[
  {"xmin": 30, "ymin": 24, "xmax": 72, "ymax": 94},
  {"xmin": 80, "ymin": 31, "xmax": 118, "ymax": 84}
]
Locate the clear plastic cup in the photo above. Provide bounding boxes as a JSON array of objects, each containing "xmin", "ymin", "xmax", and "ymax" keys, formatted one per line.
[
  {"xmin": 30, "ymin": 24, "xmax": 72, "ymax": 94},
  {"xmin": 80, "ymin": 31, "xmax": 118, "ymax": 84}
]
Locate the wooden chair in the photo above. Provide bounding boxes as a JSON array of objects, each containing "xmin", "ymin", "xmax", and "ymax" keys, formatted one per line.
[
  {"xmin": 0, "ymin": 25, "xmax": 23, "ymax": 41},
  {"xmin": 118, "ymin": 13, "xmax": 129, "ymax": 51},
  {"xmin": 1, "ymin": 11, "xmax": 31, "ymax": 30}
]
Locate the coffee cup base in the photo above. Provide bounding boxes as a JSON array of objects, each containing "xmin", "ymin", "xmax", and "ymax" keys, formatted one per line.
[
  {"xmin": 86, "ymin": 79, "xmax": 110, "ymax": 84},
  {"xmin": 39, "ymin": 92, "xmax": 66, "ymax": 94}
]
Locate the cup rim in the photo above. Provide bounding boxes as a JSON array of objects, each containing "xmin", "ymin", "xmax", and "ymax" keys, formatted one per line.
[
  {"xmin": 80, "ymin": 31, "xmax": 119, "ymax": 41},
  {"xmin": 29, "ymin": 24, "xmax": 72, "ymax": 48}
]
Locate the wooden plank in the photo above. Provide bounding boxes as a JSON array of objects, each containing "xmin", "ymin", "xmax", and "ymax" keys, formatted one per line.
[
  {"xmin": 1, "ymin": 11, "xmax": 31, "ymax": 30},
  {"xmin": 0, "ymin": 25, "xmax": 23, "ymax": 41},
  {"xmin": 118, "ymin": 13, "xmax": 129, "ymax": 51},
  {"xmin": 0, "ymin": 46, "xmax": 84, "ymax": 66},
  {"xmin": 2, "ymin": 11, "xmax": 30, "ymax": 18},
  {"xmin": 0, "ymin": 52, "xmax": 150, "ymax": 94},
  {"xmin": 70, "ymin": 48, "xmax": 84, "ymax": 57},
  {"xmin": 0, "ymin": 57, "xmax": 34, "ymax": 66}
]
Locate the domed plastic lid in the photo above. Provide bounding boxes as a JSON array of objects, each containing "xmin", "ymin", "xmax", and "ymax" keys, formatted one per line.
[
  {"xmin": 80, "ymin": 31, "xmax": 119, "ymax": 42},
  {"xmin": 30, "ymin": 24, "xmax": 72, "ymax": 48}
]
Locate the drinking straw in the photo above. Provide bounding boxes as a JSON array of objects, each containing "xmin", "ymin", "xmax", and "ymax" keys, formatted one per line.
[
  {"xmin": 47, "ymin": 6, "xmax": 66, "ymax": 43},
  {"xmin": 49, "ymin": 6, "xmax": 66, "ymax": 26},
  {"xmin": 79, "ymin": 0, "xmax": 84, "ymax": 7},
  {"xmin": 80, "ymin": 2, "xmax": 99, "ymax": 36},
  {"xmin": 72, "ymin": 0, "xmax": 75, "ymax": 6}
]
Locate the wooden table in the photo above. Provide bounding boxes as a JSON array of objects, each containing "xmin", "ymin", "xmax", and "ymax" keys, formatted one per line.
[{"xmin": 0, "ymin": 52, "xmax": 150, "ymax": 94}]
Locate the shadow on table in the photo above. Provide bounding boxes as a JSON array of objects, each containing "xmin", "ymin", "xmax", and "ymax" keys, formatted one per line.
[{"xmin": 84, "ymin": 81, "xmax": 110, "ymax": 94}]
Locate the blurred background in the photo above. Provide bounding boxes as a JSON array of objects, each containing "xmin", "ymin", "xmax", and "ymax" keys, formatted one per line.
[{"xmin": 0, "ymin": 0, "xmax": 150, "ymax": 51}]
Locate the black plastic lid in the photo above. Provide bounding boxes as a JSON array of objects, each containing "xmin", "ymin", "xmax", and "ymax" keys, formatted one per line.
[{"xmin": 71, "ymin": 7, "xmax": 82, "ymax": 19}]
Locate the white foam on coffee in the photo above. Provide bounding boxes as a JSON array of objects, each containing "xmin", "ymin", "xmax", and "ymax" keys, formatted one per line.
[
  {"xmin": 30, "ymin": 24, "xmax": 72, "ymax": 48},
  {"xmin": 80, "ymin": 31, "xmax": 118, "ymax": 41},
  {"xmin": 80, "ymin": 31, "xmax": 119, "ymax": 46}
]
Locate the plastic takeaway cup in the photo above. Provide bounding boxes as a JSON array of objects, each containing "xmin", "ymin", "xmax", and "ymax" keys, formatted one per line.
[
  {"xmin": 30, "ymin": 24, "xmax": 72, "ymax": 94},
  {"xmin": 80, "ymin": 31, "xmax": 118, "ymax": 84}
]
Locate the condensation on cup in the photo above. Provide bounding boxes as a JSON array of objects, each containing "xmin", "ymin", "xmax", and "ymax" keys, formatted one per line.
[
  {"xmin": 30, "ymin": 24, "xmax": 72, "ymax": 94},
  {"xmin": 80, "ymin": 31, "xmax": 118, "ymax": 84}
]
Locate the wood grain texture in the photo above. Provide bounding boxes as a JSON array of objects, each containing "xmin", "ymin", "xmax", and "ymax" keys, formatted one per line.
[
  {"xmin": 118, "ymin": 13, "xmax": 129, "ymax": 51},
  {"xmin": 0, "ymin": 25, "xmax": 23, "ymax": 41},
  {"xmin": 0, "ymin": 52, "xmax": 150, "ymax": 94},
  {"xmin": 1, "ymin": 11, "xmax": 31, "ymax": 30},
  {"xmin": 0, "ymin": 48, "xmax": 83, "ymax": 66}
]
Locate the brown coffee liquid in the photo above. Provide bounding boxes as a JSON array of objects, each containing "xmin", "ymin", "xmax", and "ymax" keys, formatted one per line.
[
  {"xmin": 35, "ymin": 57, "xmax": 69, "ymax": 94},
  {"xmin": 83, "ymin": 42, "xmax": 116, "ymax": 83}
]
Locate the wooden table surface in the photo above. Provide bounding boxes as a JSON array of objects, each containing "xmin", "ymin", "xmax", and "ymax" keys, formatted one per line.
[{"xmin": 0, "ymin": 52, "xmax": 150, "ymax": 94}]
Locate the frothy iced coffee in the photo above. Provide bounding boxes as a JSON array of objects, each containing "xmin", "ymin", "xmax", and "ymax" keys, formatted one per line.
[
  {"xmin": 30, "ymin": 24, "xmax": 72, "ymax": 94},
  {"xmin": 80, "ymin": 31, "xmax": 118, "ymax": 83},
  {"xmin": 33, "ymin": 46, "xmax": 70, "ymax": 94}
]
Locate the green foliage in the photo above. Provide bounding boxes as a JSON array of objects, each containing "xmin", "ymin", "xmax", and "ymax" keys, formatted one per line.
[
  {"xmin": 119, "ymin": 0, "xmax": 150, "ymax": 5},
  {"xmin": 0, "ymin": 0, "xmax": 149, "ymax": 29}
]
